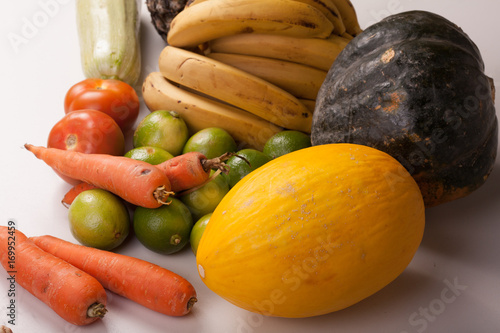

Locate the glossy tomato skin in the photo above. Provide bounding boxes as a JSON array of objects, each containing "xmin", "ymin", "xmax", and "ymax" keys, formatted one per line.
[
  {"xmin": 64, "ymin": 78, "xmax": 140, "ymax": 133},
  {"xmin": 47, "ymin": 109, "xmax": 125, "ymax": 184}
]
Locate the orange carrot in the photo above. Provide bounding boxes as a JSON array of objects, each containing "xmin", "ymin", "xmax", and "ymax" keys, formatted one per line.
[
  {"xmin": 0, "ymin": 227, "xmax": 107, "ymax": 326},
  {"xmin": 30, "ymin": 235, "xmax": 197, "ymax": 317},
  {"xmin": 25, "ymin": 144, "xmax": 173, "ymax": 208},
  {"xmin": 61, "ymin": 182, "xmax": 99, "ymax": 207},
  {"xmin": 156, "ymin": 151, "xmax": 232, "ymax": 193}
]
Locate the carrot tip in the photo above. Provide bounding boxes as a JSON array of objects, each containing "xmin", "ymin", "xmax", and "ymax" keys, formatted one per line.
[
  {"xmin": 87, "ymin": 302, "xmax": 107, "ymax": 319},
  {"xmin": 187, "ymin": 297, "xmax": 197, "ymax": 313},
  {"xmin": 154, "ymin": 185, "xmax": 175, "ymax": 205},
  {"xmin": 201, "ymin": 152, "xmax": 237, "ymax": 174}
]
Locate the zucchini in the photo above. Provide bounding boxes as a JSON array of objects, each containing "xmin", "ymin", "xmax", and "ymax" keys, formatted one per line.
[{"xmin": 76, "ymin": 0, "xmax": 141, "ymax": 86}]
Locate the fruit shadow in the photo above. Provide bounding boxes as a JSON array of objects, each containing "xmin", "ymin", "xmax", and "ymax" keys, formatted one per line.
[
  {"xmin": 248, "ymin": 268, "xmax": 436, "ymax": 332},
  {"xmin": 419, "ymin": 161, "xmax": 500, "ymax": 268}
]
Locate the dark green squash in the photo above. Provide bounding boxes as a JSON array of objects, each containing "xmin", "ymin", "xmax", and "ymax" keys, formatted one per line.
[{"xmin": 311, "ymin": 10, "xmax": 497, "ymax": 207}]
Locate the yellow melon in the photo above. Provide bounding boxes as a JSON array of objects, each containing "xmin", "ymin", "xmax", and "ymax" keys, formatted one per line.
[{"xmin": 196, "ymin": 143, "xmax": 425, "ymax": 318}]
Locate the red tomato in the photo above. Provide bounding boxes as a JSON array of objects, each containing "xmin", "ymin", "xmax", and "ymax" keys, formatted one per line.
[
  {"xmin": 47, "ymin": 109, "xmax": 125, "ymax": 184},
  {"xmin": 64, "ymin": 78, "xmax": 140, "ymax": 133}
]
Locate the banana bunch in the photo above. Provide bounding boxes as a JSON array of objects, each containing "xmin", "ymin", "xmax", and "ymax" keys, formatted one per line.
[{"xmin": 142, "ymin": 0, "xmax": 363, "ymax": 150}]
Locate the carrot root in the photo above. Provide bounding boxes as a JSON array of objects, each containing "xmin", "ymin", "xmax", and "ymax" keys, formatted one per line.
[
  {"xmin": 200, "ymin": 151, "xmax": 237, "ymax": 174},
  {"xmin": 156, "ymin": 152, "xmax": 209, "ymax": 192},
  {"xmin": 156, "ymin": 151, "xmax": 237, "ymax": 193},
  {"xmin": 25, "ymin": 144, "xmax": 172, "ymax": 208},
  {"xmin": 0, "ymin": 227, "xmax": 107, "ymax": 326},
  {"xmin": 186, "ymin": 297, "xmax": 198, "ymax": 314},
  {"xmin": 87, "ymin": 302, "xmax": 107, "ymax": 319},
  {"xmin": 154, "ymin": 185, "xmax": 175, "ymax": 205},
  {"xmin": 30, "ymin": 234, "xmax": 197, "ymax": 317}
]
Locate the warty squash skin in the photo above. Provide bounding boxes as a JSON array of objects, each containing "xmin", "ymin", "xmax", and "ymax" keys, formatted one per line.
[
  {"xmin": 311, "ymin": 11, "xmax": 498, "ymax": 207},
  {"xmin": 196, "ymin": 143, "xmax": 425, "ymax": 318}
]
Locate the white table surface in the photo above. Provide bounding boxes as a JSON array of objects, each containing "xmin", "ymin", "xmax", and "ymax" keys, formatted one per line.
[{"xmin": 1, "ymin": 1, "xmax": 500, "ymax": 332}]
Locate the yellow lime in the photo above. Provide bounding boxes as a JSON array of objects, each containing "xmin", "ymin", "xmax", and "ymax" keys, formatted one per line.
[
  {"xmin": 68, "ymin": 189, "xmax": 129, "ymax": 250},
  {"xmin": 133, "ymin": 110, "xmax": 189, "ymax": 156},
  {"xmin": 225, "ymin": 149, "xmax": 272, "ymax": 188},
  {"xmin": 124, "ymin": 146, "xmax": 174, "ymax": 165},
  {"xmin": 190, "ymin": 213, "xmax": 211, "ymax": 255},
  {"xmin": 133, "ymin": 198, "xmax": 193, "ymax": 254},
  {"xmin": 182, "ymin": 127, "xmax": 238, "ymax": 159},
  {"xmin": 179, "ymin": 171, "xmax": 229, "ymax": 221},
  {"xmin": 263, "ymin": 130, "xmax": 311, "ymax": 159}
]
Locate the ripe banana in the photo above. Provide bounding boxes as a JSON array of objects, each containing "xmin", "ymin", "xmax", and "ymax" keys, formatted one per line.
[
  {"xmin": 208, "ymin": 33, "xmax": 347, "ymax": 72},
  {"xmin": 327, "ymin": 33, "xmax": 352, "ymax": 48},
  {"xmin": 142, "ymin": 72, "xmax": 282, "ymax": 150},
  {"xmin": 291, "ymin": 0, "xmax": 346, "ymax": 36},
  {"xmin": 184, "ymin": 0, "xmax": 345, "ymax": 35},
  {"xmin": 159, "ymin": 46, "xmax": 313, "ymax": 133},
  {"xmin": 341, "ymin": 32, "xmax": 355, "ymax": 40},
  {"xmin": 330, "ymin": 0, "xmax": 363, "ymax": 35},
  {"xmin": 167, "ymin": 0, "xmax": 334, "ymax": 48},
  {"xmin": 207, "ymin": 53, "xmax": 327, "ymax": 101}
]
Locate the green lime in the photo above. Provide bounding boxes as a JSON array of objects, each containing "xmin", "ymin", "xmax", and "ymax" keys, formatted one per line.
[
  {"xmin": 190, "ymin": 213, "xmax": 211, "ymax": 255},
  {"xmin": 133, "ymin": 198, "xmax": 193, "ymax": 254},
  {"xmin": 225, "ymin": 148, "xmax": 272, "ymax": 188},
  {"xmin": 180, "ymin": 171, "xmax": 229, "ymax": 221},
  {"xmin": 182, "ymin": 127, "xmax": 237, "ymax": 159},
  {"xmin": 133, "ymin": 110, "xmax": 189, "ymax": 156},
  {"xmin": 124, "ymin": 146, "xmax": 174, "ymax": 165},
  {"xmin": 263, "ymin": 130, "xmax": 311, "ymax": 159},
  {"xmin": 68, "ymin": 189, "xmax": 129, "ymax": 250}
]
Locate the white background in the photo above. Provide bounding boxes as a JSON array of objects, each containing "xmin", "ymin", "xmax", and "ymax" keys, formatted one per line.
[{"xmin": 1, "ymin": 1, "xmax": 500, "ymax": 332}]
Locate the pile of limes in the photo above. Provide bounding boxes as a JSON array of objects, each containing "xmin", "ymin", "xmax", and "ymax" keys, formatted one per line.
[{"xmin": 69, "ymin": 109, "xmax": 312, "ymax": 255}]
